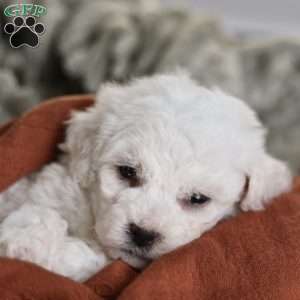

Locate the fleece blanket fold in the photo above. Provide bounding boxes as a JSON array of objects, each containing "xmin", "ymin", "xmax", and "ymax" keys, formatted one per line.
[{"xmin": 0, "ymin": 95, "xmax": 299, "ymax": 300}]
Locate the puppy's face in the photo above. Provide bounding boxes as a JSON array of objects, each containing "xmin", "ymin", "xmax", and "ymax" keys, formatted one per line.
[
  {"xmin": 93, "ymin": 124, "xmax": 245, "ymax": 267},
  {"xmin": 65, "ymin": 73, "xmax": 292, "ymax": 267}
]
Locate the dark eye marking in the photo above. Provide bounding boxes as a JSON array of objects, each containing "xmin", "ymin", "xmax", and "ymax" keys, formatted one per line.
[
  {"xmin": 117, "ymin": 165, "xmax": 140, "ymax": 187},
  {"xmin": 189, "ymin": 193, "xmax": 211, "ymax": 205}
]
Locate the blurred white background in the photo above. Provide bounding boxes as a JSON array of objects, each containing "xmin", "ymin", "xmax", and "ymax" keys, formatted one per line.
[{"xmin": 162, "ymin": 0, "xmax": 300, "ymax": 37}]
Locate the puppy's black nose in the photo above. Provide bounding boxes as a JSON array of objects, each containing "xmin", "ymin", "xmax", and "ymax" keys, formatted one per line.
[{"xmin": 128, "ymin": 223, "xmax": 158, "ymax": 248}]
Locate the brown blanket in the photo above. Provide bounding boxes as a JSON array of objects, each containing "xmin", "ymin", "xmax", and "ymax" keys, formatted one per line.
[{"xmin": 0, "ymin": 95, "xmax": 299, "ymax": 300}]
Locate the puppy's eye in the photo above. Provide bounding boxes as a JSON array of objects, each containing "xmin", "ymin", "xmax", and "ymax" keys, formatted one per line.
[
  {"xmin": 190, "ymin": 193, "xmax": 211, "ymax": 205},
  {"xmin": 118, "ymin": 165, "xmax": 136, "ymax": 179},
  {"xmin": 117, "ymin": 165, "xmax": 139, "ymax": 187}
]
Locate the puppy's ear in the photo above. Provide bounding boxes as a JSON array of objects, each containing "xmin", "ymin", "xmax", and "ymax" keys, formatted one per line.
[
  {"xmin": 240, "ymin": 153, "xmax": 292, "ymax": 211},
  {"xmin": 61, "ymin": 83, "xmax": 125, "ymax": 187},
  {"xmin": 60, "ymin": 106, "xmax": 100, "ymax": 188}
]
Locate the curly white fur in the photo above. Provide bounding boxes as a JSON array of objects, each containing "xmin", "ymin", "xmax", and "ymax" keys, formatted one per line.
[{"xmin": 0, "ymin": 72, "xmax": 292, "ymax": 281}]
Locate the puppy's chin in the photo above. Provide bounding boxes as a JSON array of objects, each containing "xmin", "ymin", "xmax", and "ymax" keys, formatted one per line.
[
  {"xmin": 106, "ymin": 247, "xmax": 150, "ymax": 269},
  {"xmin": 121, "ymin": 250, "xmax": 150, "ymax": 269}
]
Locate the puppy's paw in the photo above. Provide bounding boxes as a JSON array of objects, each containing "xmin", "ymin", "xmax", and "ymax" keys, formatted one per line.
[
  {"xmin": 52, "ymin": 238, "xmax": 109, "ymax": 282},
  {"xmin": 0, "ymin": 230, "xmax": 49, "ymax": 266},
  {"xmin": 0, "ymin": 205, "xmax": 68, "ymax": 267}
]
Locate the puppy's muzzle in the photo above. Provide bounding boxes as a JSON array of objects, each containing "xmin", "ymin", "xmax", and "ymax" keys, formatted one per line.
[{"xmin": 128, "ymin": 223, "xmax": 160, "ymax": 248}]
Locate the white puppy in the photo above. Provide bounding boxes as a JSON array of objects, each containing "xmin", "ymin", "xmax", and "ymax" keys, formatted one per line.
[{"xmin": 0, "ymin": 73, "xmax": 292, "ymax": 282}]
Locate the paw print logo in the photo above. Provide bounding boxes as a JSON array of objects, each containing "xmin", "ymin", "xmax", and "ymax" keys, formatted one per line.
[{"xmin": 4, "ymin": 16, "xmax": 45, "ymax": 48}]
